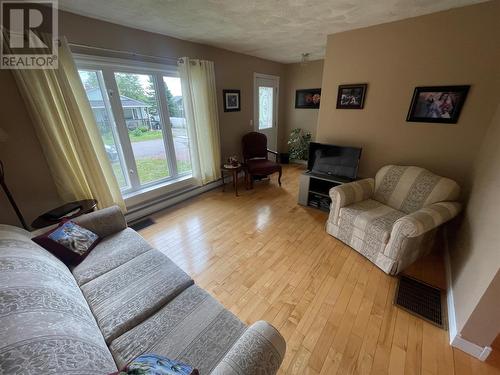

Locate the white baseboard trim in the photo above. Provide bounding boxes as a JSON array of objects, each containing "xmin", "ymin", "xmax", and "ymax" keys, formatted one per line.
[
  {"xmin": 443, "ymin": 243, "xmax": 457, "ymax": 344},
  {"xmin": 479, "ymin": 346, "xmax": 493, "ymax": 361},
  {"xmin": 451, "ymin": 334, "xmax": 492, "ymax": 361},
  {"xmin": 125, "ymin": 179, "xmax": 223, "ymax": 223},
  {"xmin": 443, "ymin": 229, "xmax": 492, "ymax": 361}
]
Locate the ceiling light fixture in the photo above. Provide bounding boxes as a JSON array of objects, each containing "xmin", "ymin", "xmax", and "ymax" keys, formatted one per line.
[{"xmin": 300, "ymin": 53, "xmax": 310, "ymax": 66}]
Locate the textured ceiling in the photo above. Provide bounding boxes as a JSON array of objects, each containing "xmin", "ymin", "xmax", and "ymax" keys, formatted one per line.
[{"xmin": 59, "ymin": 0, "xmax": 486, "ymax": 63}]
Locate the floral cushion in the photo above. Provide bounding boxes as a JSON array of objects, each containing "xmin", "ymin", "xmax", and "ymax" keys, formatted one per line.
[
  {"xmin": 32, "ymin": 220, "xmax": 100, "ymax": 266},
  {"xmin": 110, "ymin": 354, "xmax": 198, "ymax": 375}
]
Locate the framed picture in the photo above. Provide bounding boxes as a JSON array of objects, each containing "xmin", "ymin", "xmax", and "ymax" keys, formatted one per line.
[
  {"xmin": 295, "ymin": 88, "xmax": 321, "ymax": 109},
  {"xmin": 406, "ymin": 85, "xmax": 470, "ymax": 124},
  {"xmin": 336, "ymin": 84, "xmax": 367, "ymax": 109},
  {"xmin": 223, "ymin": 89, "xmax": 240, "ymax": 112}
]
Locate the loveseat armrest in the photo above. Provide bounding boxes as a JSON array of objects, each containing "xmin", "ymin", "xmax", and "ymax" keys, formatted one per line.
[
  {"xmin": 328, "ymin": 178, "xmax": 374, "ymax": 225},
  {"xmin": 391, "ymin": 201, "xmax": 462, "ymax": 238},
  {"xmin": 73, "ymin": 205, "xmax": 127, "ymax": 238},
  {"xmin": 210, "ymin": 321, "xmax": 286, "ymax": 375}
]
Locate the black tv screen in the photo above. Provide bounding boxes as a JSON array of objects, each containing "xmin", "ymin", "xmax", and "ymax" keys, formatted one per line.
[{"xmin": 307, "ymin": 142, "xmax": 362, "ymax": 180}]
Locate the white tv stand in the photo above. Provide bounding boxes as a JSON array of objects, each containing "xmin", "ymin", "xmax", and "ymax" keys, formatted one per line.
[{"xmin": 298, "ymin": 171, "xmax": 353, "ymax": 212}]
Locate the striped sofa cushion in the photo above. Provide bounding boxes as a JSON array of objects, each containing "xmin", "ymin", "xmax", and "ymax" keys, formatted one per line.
[
  {"xmin": 72, "ymin": 227, "xmax": 153, "ymax": 286},
  {"xmin": 339, "ymin": 199, "xmax": 406, "ymax": 244},
  {"xmin": 110, "ymin": 285, "xmax": 246, "ymax": 374},
  {"xmin": 374, "ymin": 165, "xmax": 460, "ymax": 214},
  {"xmin": 80, "ymin": 248, "xmax": 194, "ymax": 343},
  {"xmin": 0, "ymin": 225, "xmax": 117, "ymax": 375}
]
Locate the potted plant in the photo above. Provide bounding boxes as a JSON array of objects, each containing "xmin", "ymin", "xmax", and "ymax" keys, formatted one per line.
[{"xmin": 287, "ymin": 128, "xmax": 312, "ymax": 164}]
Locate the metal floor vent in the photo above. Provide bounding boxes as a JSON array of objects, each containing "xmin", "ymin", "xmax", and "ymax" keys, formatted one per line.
[
  {"xmin": 130, "ymin": 218, "xmax": 156, "ymax": 231},
  {"xmin": 395, "ymin": 275, "xmax": 446, "ymax": 329}
]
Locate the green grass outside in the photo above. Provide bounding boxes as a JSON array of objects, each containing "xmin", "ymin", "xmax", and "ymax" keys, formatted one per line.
[
  {"xmin": 112, "ymin": 158, "xmax": 192, "ymax": 188},
  {"xmin": 111, "ymin": 162, "xmax": 127, "ymax": 188},
  {"xmin": 177, "ymin": 160, "xmax": 192, "ymax": 174},
  {"xmin": 130, "ymin": 130, "xmax": 164, "ymax": 142},
  {"xmin": 136, "ymin": 158, "xmax": 170, "ymax": 184},
  {"xmin": 103, "ymin": 130, "xmax": 163, "ymax": 145}
]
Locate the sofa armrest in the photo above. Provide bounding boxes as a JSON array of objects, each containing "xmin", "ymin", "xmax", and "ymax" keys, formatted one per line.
[
  {"xmin": 391, "ymin": 201, "xmax": 462, "ymax": 238},
  {"xmin": 328, "ymin": 178, "xmax": 374, "ymax": 225},
  {"xmin": 73, "ymin": 205, "xmax": 127, "ymax": 238},
  {"xmin": 210, "ymin": 321, "xmax": 286, "ymax": 375}
]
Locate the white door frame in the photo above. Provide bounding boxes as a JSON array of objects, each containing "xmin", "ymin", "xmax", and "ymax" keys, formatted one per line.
[{"xmin": 253, "ymin": 72, "xmax": 280, "ymax": 150}]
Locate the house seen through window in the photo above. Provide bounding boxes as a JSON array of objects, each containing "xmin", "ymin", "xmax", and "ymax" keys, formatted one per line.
[{"xmin": 77, "ymin": 61, "xmax": 192, "ymax": 195}]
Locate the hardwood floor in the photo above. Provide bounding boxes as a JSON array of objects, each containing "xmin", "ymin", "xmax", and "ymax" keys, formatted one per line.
[
  {"xmin": 137, "ymin": 165, "xmax": 499, "ymax": 375},
  {"xmin": 487, "ymin": 336, "xmax": 500, "ymax": 369}
]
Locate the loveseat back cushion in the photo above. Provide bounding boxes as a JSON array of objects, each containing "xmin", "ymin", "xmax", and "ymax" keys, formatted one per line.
[
  {"xmin": 0, "ymin": 225, "xmax": 117, "ymax": 375},
  {"xmin": 374, "ymin": 165, "xmax": 460, "ymax": 214}
]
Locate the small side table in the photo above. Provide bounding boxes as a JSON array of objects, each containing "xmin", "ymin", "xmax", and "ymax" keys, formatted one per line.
[
  {"xmin": 221, "ymin": 165, "xmax": 246, "ymax": 196},
  {"xmin": 31, "ymin": 199, "xmax": 98, "ymax": 229}
]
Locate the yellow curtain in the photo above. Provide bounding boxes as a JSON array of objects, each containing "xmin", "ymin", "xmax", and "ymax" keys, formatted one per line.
[
  {"xmin": 178, "ymin": 58, "xmax": 221, "ymax": 185},
  {"xmin": 10, "ymin": 37, "xmax": 125, "ymax": 211}
]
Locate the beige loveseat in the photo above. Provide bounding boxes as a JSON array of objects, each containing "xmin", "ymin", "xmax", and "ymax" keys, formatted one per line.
[
  {"xmin": 326, "ymin": 165, "xmax": 461, "ymax": 275},
  {"xmin": 0, "ymin": 206, "xmax": 285, "ymax": 374}
]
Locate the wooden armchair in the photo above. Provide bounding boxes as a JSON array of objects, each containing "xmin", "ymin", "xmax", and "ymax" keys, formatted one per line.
[{"xmin": 242, "ymin": 132, "xmax": 282, "ymax": 188}]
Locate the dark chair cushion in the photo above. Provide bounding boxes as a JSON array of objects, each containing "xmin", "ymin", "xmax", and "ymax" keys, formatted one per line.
[
  {"xmin": 242, "ymin": 132, "xmax": 268, "ymax": 160},
  {"xmin": 246, "ymin": 159, "xmax": 281, "ymax": 175}
]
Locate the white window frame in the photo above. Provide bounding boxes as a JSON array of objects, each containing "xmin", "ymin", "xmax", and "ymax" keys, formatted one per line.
[{"xmin": 75, "ymin": 54, "xmax": 194, "ymax": 198}]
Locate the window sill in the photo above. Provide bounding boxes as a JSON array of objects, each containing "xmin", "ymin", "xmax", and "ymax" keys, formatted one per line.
[
  {"xmin": 124, "ymin": 178, "xmax": 222, "ymax": 223},
  {"xmin": 123, "ymin": 174, "xmax": 197, "ymax": 208}
]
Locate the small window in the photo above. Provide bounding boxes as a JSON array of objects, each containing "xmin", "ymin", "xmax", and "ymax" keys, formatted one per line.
[{"xmin": 258, "ymin": 86, "xmax": 274, "ymax": 130}]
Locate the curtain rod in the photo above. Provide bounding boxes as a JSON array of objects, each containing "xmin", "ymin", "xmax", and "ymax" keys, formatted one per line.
[{"xmin": 67, "ymin": 42, "xmax": 179, "ymax": 62}]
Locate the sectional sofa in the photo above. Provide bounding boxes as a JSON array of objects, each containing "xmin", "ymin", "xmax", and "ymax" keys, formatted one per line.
[{"xmin": 0, "ymin": 206, "xmax": 286, "ymax": 374}]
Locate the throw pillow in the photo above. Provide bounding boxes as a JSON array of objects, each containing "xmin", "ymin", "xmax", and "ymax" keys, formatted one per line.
[
  {"xmin": 32, "ymin": 220, "xmax": 100, "ymax": 266},
  {"xmin": 109, "ymin": 354, "xmax": 199, "ymax": 375}
]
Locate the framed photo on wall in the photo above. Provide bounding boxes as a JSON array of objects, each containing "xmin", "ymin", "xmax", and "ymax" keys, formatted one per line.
[
  {"xmin": 295, "ymin": 88, "xmax": 321, "ymax": 109},
  {"xmin": 336, "ymin": 84, "xmax": 367, "ymax": 109},
  {"xmin": 223, "ymin": 89, "xmax": 241, "ymax": 112},
  {"xmin": 406, "ymin": 85, "xmax": 470, "ymax": 124}
]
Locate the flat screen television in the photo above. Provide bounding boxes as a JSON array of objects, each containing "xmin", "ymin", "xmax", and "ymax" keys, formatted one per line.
[{"xmin": 307, "ymin": 142, "xmax": 362, "ymax": 180}]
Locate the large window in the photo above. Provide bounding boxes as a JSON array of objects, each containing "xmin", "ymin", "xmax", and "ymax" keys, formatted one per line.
[{"xmin": 77, "ymin": 56, "xmax": 192, "ymax": 195}]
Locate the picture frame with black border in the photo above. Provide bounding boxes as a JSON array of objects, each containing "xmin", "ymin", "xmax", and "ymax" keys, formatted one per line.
[
  {"xmin": 406, "ymin": 85, "xmax": 470, "ymax": 124},
  {"xmin": 295, "ymin": 88, "xmax": 321, "ymax": 109},
  {"xmin": 223, "ymin": 89, "xmax": 241, "ymax": 112},
  {"xmin": 336, "ymin": 84, "xmax": 367, "ymax": 109}
]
